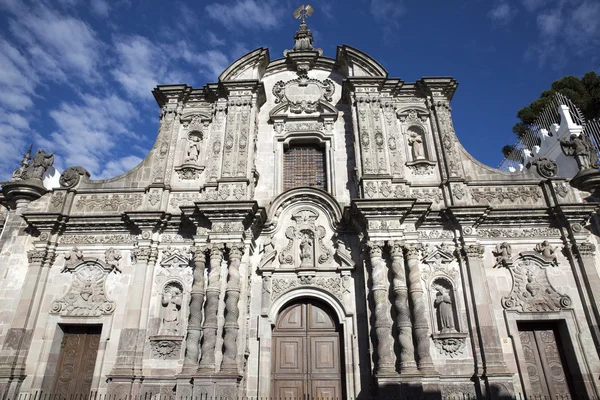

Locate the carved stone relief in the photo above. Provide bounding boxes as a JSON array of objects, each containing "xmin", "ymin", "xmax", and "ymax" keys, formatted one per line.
[
  {"xmin": 501, "ymin": 253, "xmax": 571, "ymax": 312},
  {"xmin": 272, "ymin": 76, "xmax": 334, "ymax": 114},
  {"xmin": 471, "ymin": 186, "xmax": 541, "ymax": 204},
  {"xmin": 277, "ymin": 209, "xmax": 332, "ymax": 268},
  {"xmin": 75, "ymin": 194, "xmax": 143, "ymax": 212},
  {"xmin": 51, "ymin": 262, "xmax": 116, "ymax": 316},
  {"xmin": 271, "ymin": 276, "xmax": 342, "ymax": 300}
]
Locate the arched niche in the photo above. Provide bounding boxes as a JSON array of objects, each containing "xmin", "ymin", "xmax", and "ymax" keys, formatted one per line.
[{"xmin": 430, "ymin": 277, "xmax": 459, "ymax": 334}]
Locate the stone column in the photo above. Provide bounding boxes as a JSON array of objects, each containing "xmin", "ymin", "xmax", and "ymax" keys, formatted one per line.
[
  {"xmin": 388, "ymin": 241, "xmax": 417, "ymax": 373},
  {"xmin": 221, "ymin": 242, "xmax": 244, "ymax": 371},
  {"xmin": 367, "ymin": 241, "xmax": 395, "ymax": 375},
  {"xmin": 199, "ymin": 243, "xmax": 224, "ymax": 372},
  {"xmin": 463, "ymin": 243, "xmax": 509, "ymax": 393},
  {"xmin": 183, "ymin": 247, "xmax": 206, "ymax": 368},
  {"xmin": 404, "ymin": 244, "xmax": 435, "ymax": 373}
]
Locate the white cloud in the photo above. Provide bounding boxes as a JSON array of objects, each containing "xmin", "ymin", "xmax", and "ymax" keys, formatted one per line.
[
  {"xmin": 37, "ymin": 93, "xmax": 140, "ymax": 177},
  {"xmin": 206, "ymin": 0, "xmax": 280, "ymax": 30},
  {"xmin": 91, "ymin": 0, "xmax": 110, "ymax": 17},
  {"xmin": 537, "ymin": 9, "xmax": 562, "ymax": 38},
  {"xmin": 489, "ymin": 3, "xmax": 516, "ymax": 24},
  {"xmin": 7, "ymin": 4, "xmax": 103, "ymax": 83},
  {"xmin": 0, "ymin": 39, "xmax": 38, "ymax": 111},
  {"xmin": 207, "ymin": 32, "xmax": 226, "ymax": 47},
  {"xmin": 369, "ymin": 0, "xmax": 405, "ymax": 30},
  {"xmin": 522, "ymin": 0, "xmax": 550, "ymax": 12},
  {"xmin": 97, "ymin": 155, "xmax": 143, "ymax": 179},
  {"xmin": 112, "ymin": 35, "xmax": 187, "ymax": 99}
]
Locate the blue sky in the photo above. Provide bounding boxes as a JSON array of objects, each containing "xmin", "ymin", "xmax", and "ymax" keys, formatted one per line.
[{"xmin": 0, "ymin": 0, "xmax": 599, "ymax": 181}]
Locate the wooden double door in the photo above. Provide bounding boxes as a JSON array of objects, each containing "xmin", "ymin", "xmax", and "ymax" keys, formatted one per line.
[
  {"xmin": 518, "ymin": 323, "xmax": 573, "ymax": 399},
  {"xmin": 52, "ymin": 325, "xmax": 102, "ymax": 396},
  {"xmin": 272, "ymin": 300, "xmax": 343, "ymax": 400}
]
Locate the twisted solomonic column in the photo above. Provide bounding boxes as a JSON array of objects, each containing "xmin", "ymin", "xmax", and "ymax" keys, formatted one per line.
[
  {"xmin": 404, "ymin": 244, "xmax": 435, "ymax": 373},
  {"xmin": 183, "ymin": 248, "xmax": 206, "ymax": 368},
  {"xmin": 367, "ymin": 241, "xmax": 396, "ymax": 375},
  {"xmin": 388, "ymin": 241, "xmax": 418, "ymax": 373},
  {"xmin": 199, "ymin": 243, "xmax": 224, "ymax": 371},
  {"xmin": 221, "ymin": 242, "xmax": 245, "ymax": 371}
]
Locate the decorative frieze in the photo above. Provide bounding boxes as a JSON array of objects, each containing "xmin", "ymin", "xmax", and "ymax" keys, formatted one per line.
[
  {"xmin": 418, "ymin": 230, "xmax": 454, "ymax": 240},
  {"xmin": 59, "ymin": 234, "xmax": 137, "ymax": 244},
  {"xmin": 169, "ymin": 193, "xmax": 202, "ymax": 209},
  {"xmin": 74, "ymin": 194, "xmax": 143, "ymax": 212},
  {"xmin": 471, "ymin": 186, "xmax": 541, "ymax": 204},
  {"xmin": 434, "ymin": 336, "xmax": 466, "ymax": 358},
  {"xmin": 271, "ymin": 276, "xmax": 342, "ymax": 300},
  {"xmin": 478, "ymin": 228, "xmax": 561, "ymax": 239},
  {"xmin": 150, "ymin": 339, "xmax": 182, "ymax": 360}
]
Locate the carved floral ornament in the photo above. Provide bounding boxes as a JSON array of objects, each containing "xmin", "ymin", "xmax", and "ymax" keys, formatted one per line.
[
  {"xmin": 51, "ymin": 260, "xmax": 117, "ymax": 317},
  {"xmin": 278, "ymin": 208, "xmax": 332, "ymax": 268},
  {"xmin": 272, "ymin": 76, "xmax": 335, "ymax": 114},
  {"xmin": 498, "ymin": 251, "xmax": 571, "ymax": 312}
]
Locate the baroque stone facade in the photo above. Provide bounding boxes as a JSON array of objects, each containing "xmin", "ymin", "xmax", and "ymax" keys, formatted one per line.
[{"xmin": 2, "ymin": 17, "xmax": 600, "ymax": 400}]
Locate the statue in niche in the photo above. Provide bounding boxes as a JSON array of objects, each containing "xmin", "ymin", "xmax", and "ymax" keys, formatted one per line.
[
  {"xmin": 434, "ymin": 283, "xmax": 455, "ymax": 333},
  {"xmin": 185, "ymin": 133, "xmax": 202, "ymax": 163},
  {"xmin": 408, "ymin": 127, "xmax": 425, "ymax": 160},
  {"xmin": 559, "ymin": 133, "xmax": 599, "ymax": 171},
  {"xmin": 159, "ymin": 282, "xmax": 183, "ymax": 335},
  {"xmin": 299, "ymin": 230, "xmax": 314, "ymax": 268}
]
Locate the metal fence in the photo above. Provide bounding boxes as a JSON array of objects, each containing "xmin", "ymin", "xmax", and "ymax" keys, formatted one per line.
[{"xmin": 497, "ymin": 92, "xmax": 597, "ymax": 172}]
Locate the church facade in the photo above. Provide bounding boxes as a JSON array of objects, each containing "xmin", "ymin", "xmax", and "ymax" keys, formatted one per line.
[{"xmin": 1, "ymin": 19, "xmax": 600, "ymax": 400}]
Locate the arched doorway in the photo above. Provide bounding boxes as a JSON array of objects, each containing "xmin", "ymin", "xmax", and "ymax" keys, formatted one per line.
[{"xmin": 271, "ymin": 299, "xmax": 344, "ymax": 399}]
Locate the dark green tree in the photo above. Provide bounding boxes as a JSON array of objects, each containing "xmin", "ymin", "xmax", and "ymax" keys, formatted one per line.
[{"xmin": 502, "ymin": 71, "xmax": 600, "ymax": 159}]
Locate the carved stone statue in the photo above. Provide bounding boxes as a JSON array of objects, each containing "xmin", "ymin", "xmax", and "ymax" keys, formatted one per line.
[
  {"xmin": 299, "ymin": 230, "xmax": 314, "ymax": 267},
  {"xmin": 408, "ymin": 129, "xmax": 425, "ymax": 160},
  {"xmin": 493, "ymin": 242, "xmax": 512, "ymax": 267},
  {"xmin": 559, "ymin": 133, "xmax": 599, "ymax": 172},
  {"xmin": 27, "ymin": 149, "xmax": 55, "ymax": 180},
  {"xmin": 11, "ymin": 145, "xmax": 32, "ymax": 181},
  {"xmin": 434, "ymin": 284, "xmax": 455, "ymax": 333},
  {"xmin": 160, "ymin": 282, "xmax": 183, "ymax": 335},
  {"xmin": 185, "ymin": 134, "xmax": 201, "ymax": 163},
  {"xmin": 535, "ymin": 240, "xmax": 557, "ymax": 264}
]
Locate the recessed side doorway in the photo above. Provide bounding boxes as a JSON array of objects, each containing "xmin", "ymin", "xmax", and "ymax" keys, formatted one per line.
[
  {"xmin": 51, "ymin": 324, "xmax": 102, "ymax": 396},
  {"xmin": 271, "ymin": 299, "xmax": 344, "ymax": 400}
]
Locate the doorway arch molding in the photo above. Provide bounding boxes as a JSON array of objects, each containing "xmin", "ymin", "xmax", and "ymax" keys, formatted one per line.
[{"xmin": 268, "ymin": 287, "xmax": 349, "ymax": 325}]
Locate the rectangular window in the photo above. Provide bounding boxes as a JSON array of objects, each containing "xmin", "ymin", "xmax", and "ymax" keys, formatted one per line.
[{"xmin": 283, "ymin": 145, "xmax": 327, "ymax": 191}]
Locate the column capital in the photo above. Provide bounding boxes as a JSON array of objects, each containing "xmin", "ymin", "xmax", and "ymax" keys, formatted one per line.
[
  {"xmin": 465, "ymin": 243, "xmax": 485, "ymax": 259},
  {"xmin": 227, "ymin": 242, "xmax": 246, "ymax": 258},
  {"xmin": 403, "ymin": 243, "xmax": 422, "ymax": 259},
  {"xmin": 387, "ymin": 240, "xmax": 404, "ymax": 258},
  {"xmin": 366, "ymin": 241, "xmax": 385, "ymax": 257}
]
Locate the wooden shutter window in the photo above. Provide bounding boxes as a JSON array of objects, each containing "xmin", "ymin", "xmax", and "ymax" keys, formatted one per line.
[{"xmin": 283, "ymin": 145, "xmax": 327, "ymax": 191}]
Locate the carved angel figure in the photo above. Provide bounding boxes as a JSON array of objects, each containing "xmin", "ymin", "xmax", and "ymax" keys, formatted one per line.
[
  {"xmin": 559, "ymin": 134, "xmax": 599, "ymax": 172},
  {"xmin": 493, "ymin": 242, "xmax": 512, "ymax": 267},
  {"xmin": 408, "ymin": 129, "xmax": 425, "ymax": 160},
  {"xmin": 21, "ymin": 149, "xmax": 54, "ymax": 180},
  {"xmin": 65, "ymin": 247, "xmax": 84, "ymax": 267},
  {"xmin": 434, "ymin": 285, "xmax": 455, "ymax": 333},
  {"xmin": 535, "ymin": 240, "xmax": 557, "ymax": 263},
  {"xmin": 160, "ymin": 283, "xmax": 183, "ymax": 335}
]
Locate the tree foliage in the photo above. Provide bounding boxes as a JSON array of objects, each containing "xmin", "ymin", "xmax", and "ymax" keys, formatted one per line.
[{"xmin": 502, "ymin": 71, "xmax": 600, "ymax": 159}]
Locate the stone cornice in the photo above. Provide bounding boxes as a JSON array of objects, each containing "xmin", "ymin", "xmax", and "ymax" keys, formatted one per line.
[
  {"xmin": 122, "ymin": 211, "xmax": 171, "ymax": 233},
  {"xmin": 351, "ymin": 198, "xmax": 431, "ymax": 229}
]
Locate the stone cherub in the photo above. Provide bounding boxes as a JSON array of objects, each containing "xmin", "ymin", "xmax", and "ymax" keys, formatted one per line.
[
  {"xmin": 535, "ymin": 240, "xmax": 557, "ymax": 264},
  {"xmin": 493, "ymin": 242, "xmax": 512, "ymax": 267},
  {"xmin": 559, "ymin": 133, "xmax": 599, "ymax": 172}
]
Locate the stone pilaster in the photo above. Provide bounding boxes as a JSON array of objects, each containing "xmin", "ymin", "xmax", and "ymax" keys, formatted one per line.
[
  {"xmin": 463, "ymin": 243, "xmax": 510, "ymax": 395},
  {"xmin": 367, "ymin": 241, "xmax": 395, "ymax": 375},
  {"xmin": 183, "ymin": 247, "xmax": 206, "ymax": 369},
  {"xmin": 221, "ymin": 242, "xmax": 245, "ymax": 371},
  {"xmin": 571, "ymin": 240, "xmax": 600, "ymax": 345},
  {"xmin": 388, "ymin": 241, "xmax": 418, "ymax": 373},
  {"xmin": 199, "ymin": 243, "xmax": 224, "ymax": 372},
  {"xmin": 404, "ymin": 244, "xmax": 435, "ymax": 373}
]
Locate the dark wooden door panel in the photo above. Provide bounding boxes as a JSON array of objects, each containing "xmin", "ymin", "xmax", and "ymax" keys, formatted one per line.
[
  {"xmin": 519, "ymin": 324, "xmax": 573, "ymax": 400},
  {"xmin": 52, "ymin": 325, "xmax": 101, "ymax": 396},
  {"xmin": 272, "ymin": 300, "xmax": 343, "ymax": 400}
]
